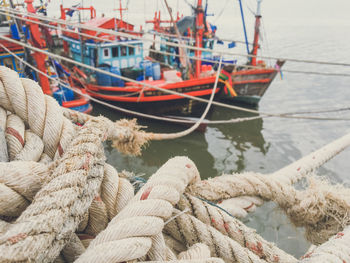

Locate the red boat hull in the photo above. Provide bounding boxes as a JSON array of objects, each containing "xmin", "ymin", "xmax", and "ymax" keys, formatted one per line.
[{"xmin": 71, "ymin": 61, "xmax": 284, "ymax": 115}]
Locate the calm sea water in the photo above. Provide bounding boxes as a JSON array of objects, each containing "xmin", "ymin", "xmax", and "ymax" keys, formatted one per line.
[{"xmin": 49, "ymin": 0, "xmax": 350, "ymax": 258}]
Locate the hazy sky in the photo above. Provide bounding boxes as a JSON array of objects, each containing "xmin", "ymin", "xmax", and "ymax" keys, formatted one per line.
[{"xmin": 43, "ymin": 0, "xmax": 350, "ymax": 25}]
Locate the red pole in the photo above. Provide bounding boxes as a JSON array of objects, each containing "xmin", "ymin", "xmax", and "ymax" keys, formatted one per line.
[
  {"xmin": 60, "ymin": 5, "xmax": 66, "ymax": 20},
  {"xmin": 251, "ymin": 0, "xmax": 262, "ymax": 66},
  {"xmin": 251, "ymin": 15, "xmax": 261, "ymax": 66},
  {"xmin": 25, "ymin": 0, "xmax": 51, "ymax": 94},
  {"xmin": 195, "ymin": 0, "xmax": 204, "ymax": 78}
]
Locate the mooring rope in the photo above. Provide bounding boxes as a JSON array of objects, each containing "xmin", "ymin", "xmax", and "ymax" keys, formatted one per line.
[
  {"xmin": 1, "ymin": 66, "xmax": 350, "ymax": 262},
  {"xmin": 75, "ymin": 157, "xmax": 201, "ymax": 262}
]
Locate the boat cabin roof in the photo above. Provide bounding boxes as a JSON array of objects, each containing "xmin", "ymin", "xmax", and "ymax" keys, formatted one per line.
[
  {"xmin": 84, "ymin": 17, "xmax": 135, "ymax": 32},
  {"xmin": 63, "ymin": 17, "xmax": 138, "ymax": 41}
]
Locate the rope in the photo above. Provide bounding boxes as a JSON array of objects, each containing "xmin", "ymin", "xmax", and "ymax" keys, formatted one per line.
[
  {"xmin": 4, "ymin": 10, "xmax": 350, "ymax": 78},
  {"xmin": 271, "ymin": 131, "xmax": 350, "ymax": 185},
  {"xmin": 188, "ymin": 172, "xmax": 350, "ymax": 244},
  {"xmin": 3, "ymin": 37, "xmax": 350, "ymax": 123},
  {"xmin": 176, "ymin": 193, "xmax": 297, "ymax": 262},
  {"xmin": 3, "ymin": 39, "xmax": 350, "ymax": 128},
  {"xmin": 189, "ymin": 130, "xmax": 350, "ymax": 200},
  {"xmin": 1, "ymin": 66, "xmax": 350, "ymax": 262},
  {"xmin": 0, "ymin": 66, "xmax": 75, "ymax": 159},
  {"xmin": 0, "ymin": 116, "xmax": 107, "ymax": 262},
  {"xmin": 75, "ymin": 156, "xmax": 200, "ymax": 262},
  {"xmin": 0, "ymin": 161, "xmax": 50, "ymax": 218},
  {"xmin": 144, "ymin": 55, "xmax": 223, "ymax": 141},
  {"xmin": 299, "ymin": 226, "xmax": 350, "ymax": 263},
  {"xmin": 165, "ymin": 208, "xmax": 265, "ymax": 262}
]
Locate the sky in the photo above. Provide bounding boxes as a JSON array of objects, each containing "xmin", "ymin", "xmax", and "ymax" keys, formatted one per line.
[{"xmin": 42, "ymin": 0, "xmax": 350, "ymax": 26}]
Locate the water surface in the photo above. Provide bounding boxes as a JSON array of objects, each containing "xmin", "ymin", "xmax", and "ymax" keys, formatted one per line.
[{"xmin": 49, "ymin": 0, "xmax": 350, "ymax": 258}]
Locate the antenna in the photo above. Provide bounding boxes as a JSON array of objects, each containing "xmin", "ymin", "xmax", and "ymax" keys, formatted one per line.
[{"xmin": 114, "ymin": 0, "xmax": 127, "ymax": 28}]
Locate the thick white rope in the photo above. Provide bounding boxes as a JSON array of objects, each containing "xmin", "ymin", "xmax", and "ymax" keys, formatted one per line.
[
  {"xmin": 177, "ymin": 193, "xmax": 296, "ymax": 262},
  {"xmin": 299, "ymin": 226, "xmax": 350, "ymax": 263},
  {"xmin": 189, "ymin": 131, "xmax": 350, "ymax": 200},
  {"xmin": 165, "ymin": 208, "xmax": 265, "ymax": 263},
  {"xmin": 75, "ymin": 156, "xmax": 200, "ymax": 263},
  {"xmin": 271, "ymin": 132, "xmax": 350, "ymax": 184},
  {"xmin": 0, "ymin": 66, "xmax": 75, "ymax": 159},
  {"xmin": 0, "ymin": 161, "xmax": 51, "ymax": 218},
  {"xmin": 0, "ymin": 116, "xmax": 108, "ymax": 262}
]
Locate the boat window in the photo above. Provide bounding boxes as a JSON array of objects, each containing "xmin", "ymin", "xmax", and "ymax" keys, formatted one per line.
[
  {"xmin": 112, "ymin": 47, "xmax": 119, "ymax": 57},
  {"xmin": 120, "ymin": 46, "xmax": 127, "ymax": 56},
  {"xmin": 103, "ymin": 48, "xmax": 109, "ymax": 57},
  {"xmin": 129, "ymin": 46, "xmax": 135, "ymax": 56}
]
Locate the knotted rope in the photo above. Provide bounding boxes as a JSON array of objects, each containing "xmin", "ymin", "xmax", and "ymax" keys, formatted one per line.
[{"xmin": 188, "ymin": 172, "xmax": 350, "ymax": 244}]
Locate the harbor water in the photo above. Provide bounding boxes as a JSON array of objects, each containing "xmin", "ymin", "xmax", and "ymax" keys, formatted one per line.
[{"xmin": 49, "ymin": 0, "xmax": 350, "ymax": 258}]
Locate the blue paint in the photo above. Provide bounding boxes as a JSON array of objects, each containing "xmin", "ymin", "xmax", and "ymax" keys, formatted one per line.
[
  {"xmin": 110, "ymin": 67, "xmax": 124, "ymax": 87},
  {"xmin": 228, "ymin": 41, "xmax": 236, "ymax": 48},
  {"xmin": 96, "ymin": 66, "xmax": 112, "ymax": 86},
  {"xmin": 140, "ymin": 60, "xmax": 153, "ymax": 78},
  {"xmin": 238, "ymin": 0, "xmax": 250, "ymax": 54},
  {"xmin": 53, "ymin": 87, "xmax": 75, "ymax": 105},
  {"xmin": 152, "ymin": 62, "xmax": 161, "ymax": 80},
  {"xmin": 70, "ymin": 103, "xmax": 90, "ymax": 113}
]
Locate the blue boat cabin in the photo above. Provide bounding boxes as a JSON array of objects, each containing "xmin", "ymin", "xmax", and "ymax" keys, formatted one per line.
[{"xmin": 62, "ymin": 36, "xmax": 144, "ymax": 69}]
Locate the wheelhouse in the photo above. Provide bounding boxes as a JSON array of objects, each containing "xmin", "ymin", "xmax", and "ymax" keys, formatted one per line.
[{"xmin": 62, "ymin": 36, "xmax": 143, "ymax": 69}]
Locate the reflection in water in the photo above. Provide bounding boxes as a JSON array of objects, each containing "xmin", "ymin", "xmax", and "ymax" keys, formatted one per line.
[
  {"xmin": 92, "ymin": 102, "xmax": 269, "ymax": 178},
  {"xmin": 206, "ymin": 106, "xmax": 270, "ymax": 174},
  {"xmin": 92, "ymin": 102, "xmax": 217, "ymax": 178}
]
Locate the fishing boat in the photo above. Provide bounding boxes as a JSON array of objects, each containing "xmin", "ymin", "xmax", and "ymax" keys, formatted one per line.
[
  {"xmin": 0, "ymin": 0, "xmax": 92, "ymax": 114},
  {"xmin": 147, "ymin": 0, "xmax": 285, "ymax": 105},
  {"xmin": 60, "ymin": 0, "xmax": 284, "ymax": 115}
]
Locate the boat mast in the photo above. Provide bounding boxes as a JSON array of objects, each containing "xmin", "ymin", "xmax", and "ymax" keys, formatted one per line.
[
  {"xmin": 195, "ymin": 0, "xmax": 204, "ymax": 78},
  {"xmin": 115, "ymin": 0, "xmax": 127, "ymax": 29},
  {"xmin": 251, "ymin": 0, "xmax": 262, "ymax": 66}
]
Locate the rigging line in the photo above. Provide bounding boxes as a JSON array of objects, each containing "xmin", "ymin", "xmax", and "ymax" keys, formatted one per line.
[
  {"xmin": 1, "ymin": 43, "xmax": 213, "ymax": 140},
  {"xmin": 3, "ymin": 7, "xmax": 350, "ymax": 68},
  {"xmin": 0, "ymin": 41, "xmax": 206, "ymax": 124},
  {"xmin": 0, "ymin": 10, "xmax": 254, "ymax": 65},
  {"xmin": 3, "ymin": 12, "xmax": 350, "ymax": 77},
  {"xmin": 0, "ymin": 9, "xmax": 263, "ymax": 71},
  {"xmin": 0, "ymin": 41, "xmax": 264, "ymax": 125},
  {"xmin": 260, "ymin": 17, "xmax": 272, "ymax": 67},
  {"xmin": 6, "ymin": 6, "xmax": 350, "ymax": 68},
  {"xmin": 0, "ymin": 11, "xmax": 177, "ymax": 68},
  {"xmin": 243, "ymin": 0, "xmax": 255, "ymax": 16},
  {"xmin": 150, "ymin": 55, "xmax": 224, "ymax": 140},
  {"xmin": 0, "ymin": 34, "xmax": 261, "ymax": 116},
  {"xmin": 213, "ymin": 0, "xmax": 230, "ymax": 24},
  {"xmin": 163, "ymin": 0, "xmax": 192, "ymax": 73},
  {"xmin": 2, "ymin": 38, "xmax": 350, "ymax": 122},
  {"xmin": 148, "ymin": 30, "xmax": 254, "ymax": 46},
  {"xmin": 281, "ymin": 107, "xmax": 350, "ymax": 116}
]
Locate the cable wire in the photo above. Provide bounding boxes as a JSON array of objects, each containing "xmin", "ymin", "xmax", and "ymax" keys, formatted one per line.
[
  {"xmin": 1, "ymin": 37, "xmax": 349, "ymax": 122},
  {"xmin": 2, "ymin": 6, "xmax": 350, "ymax": 68}
]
